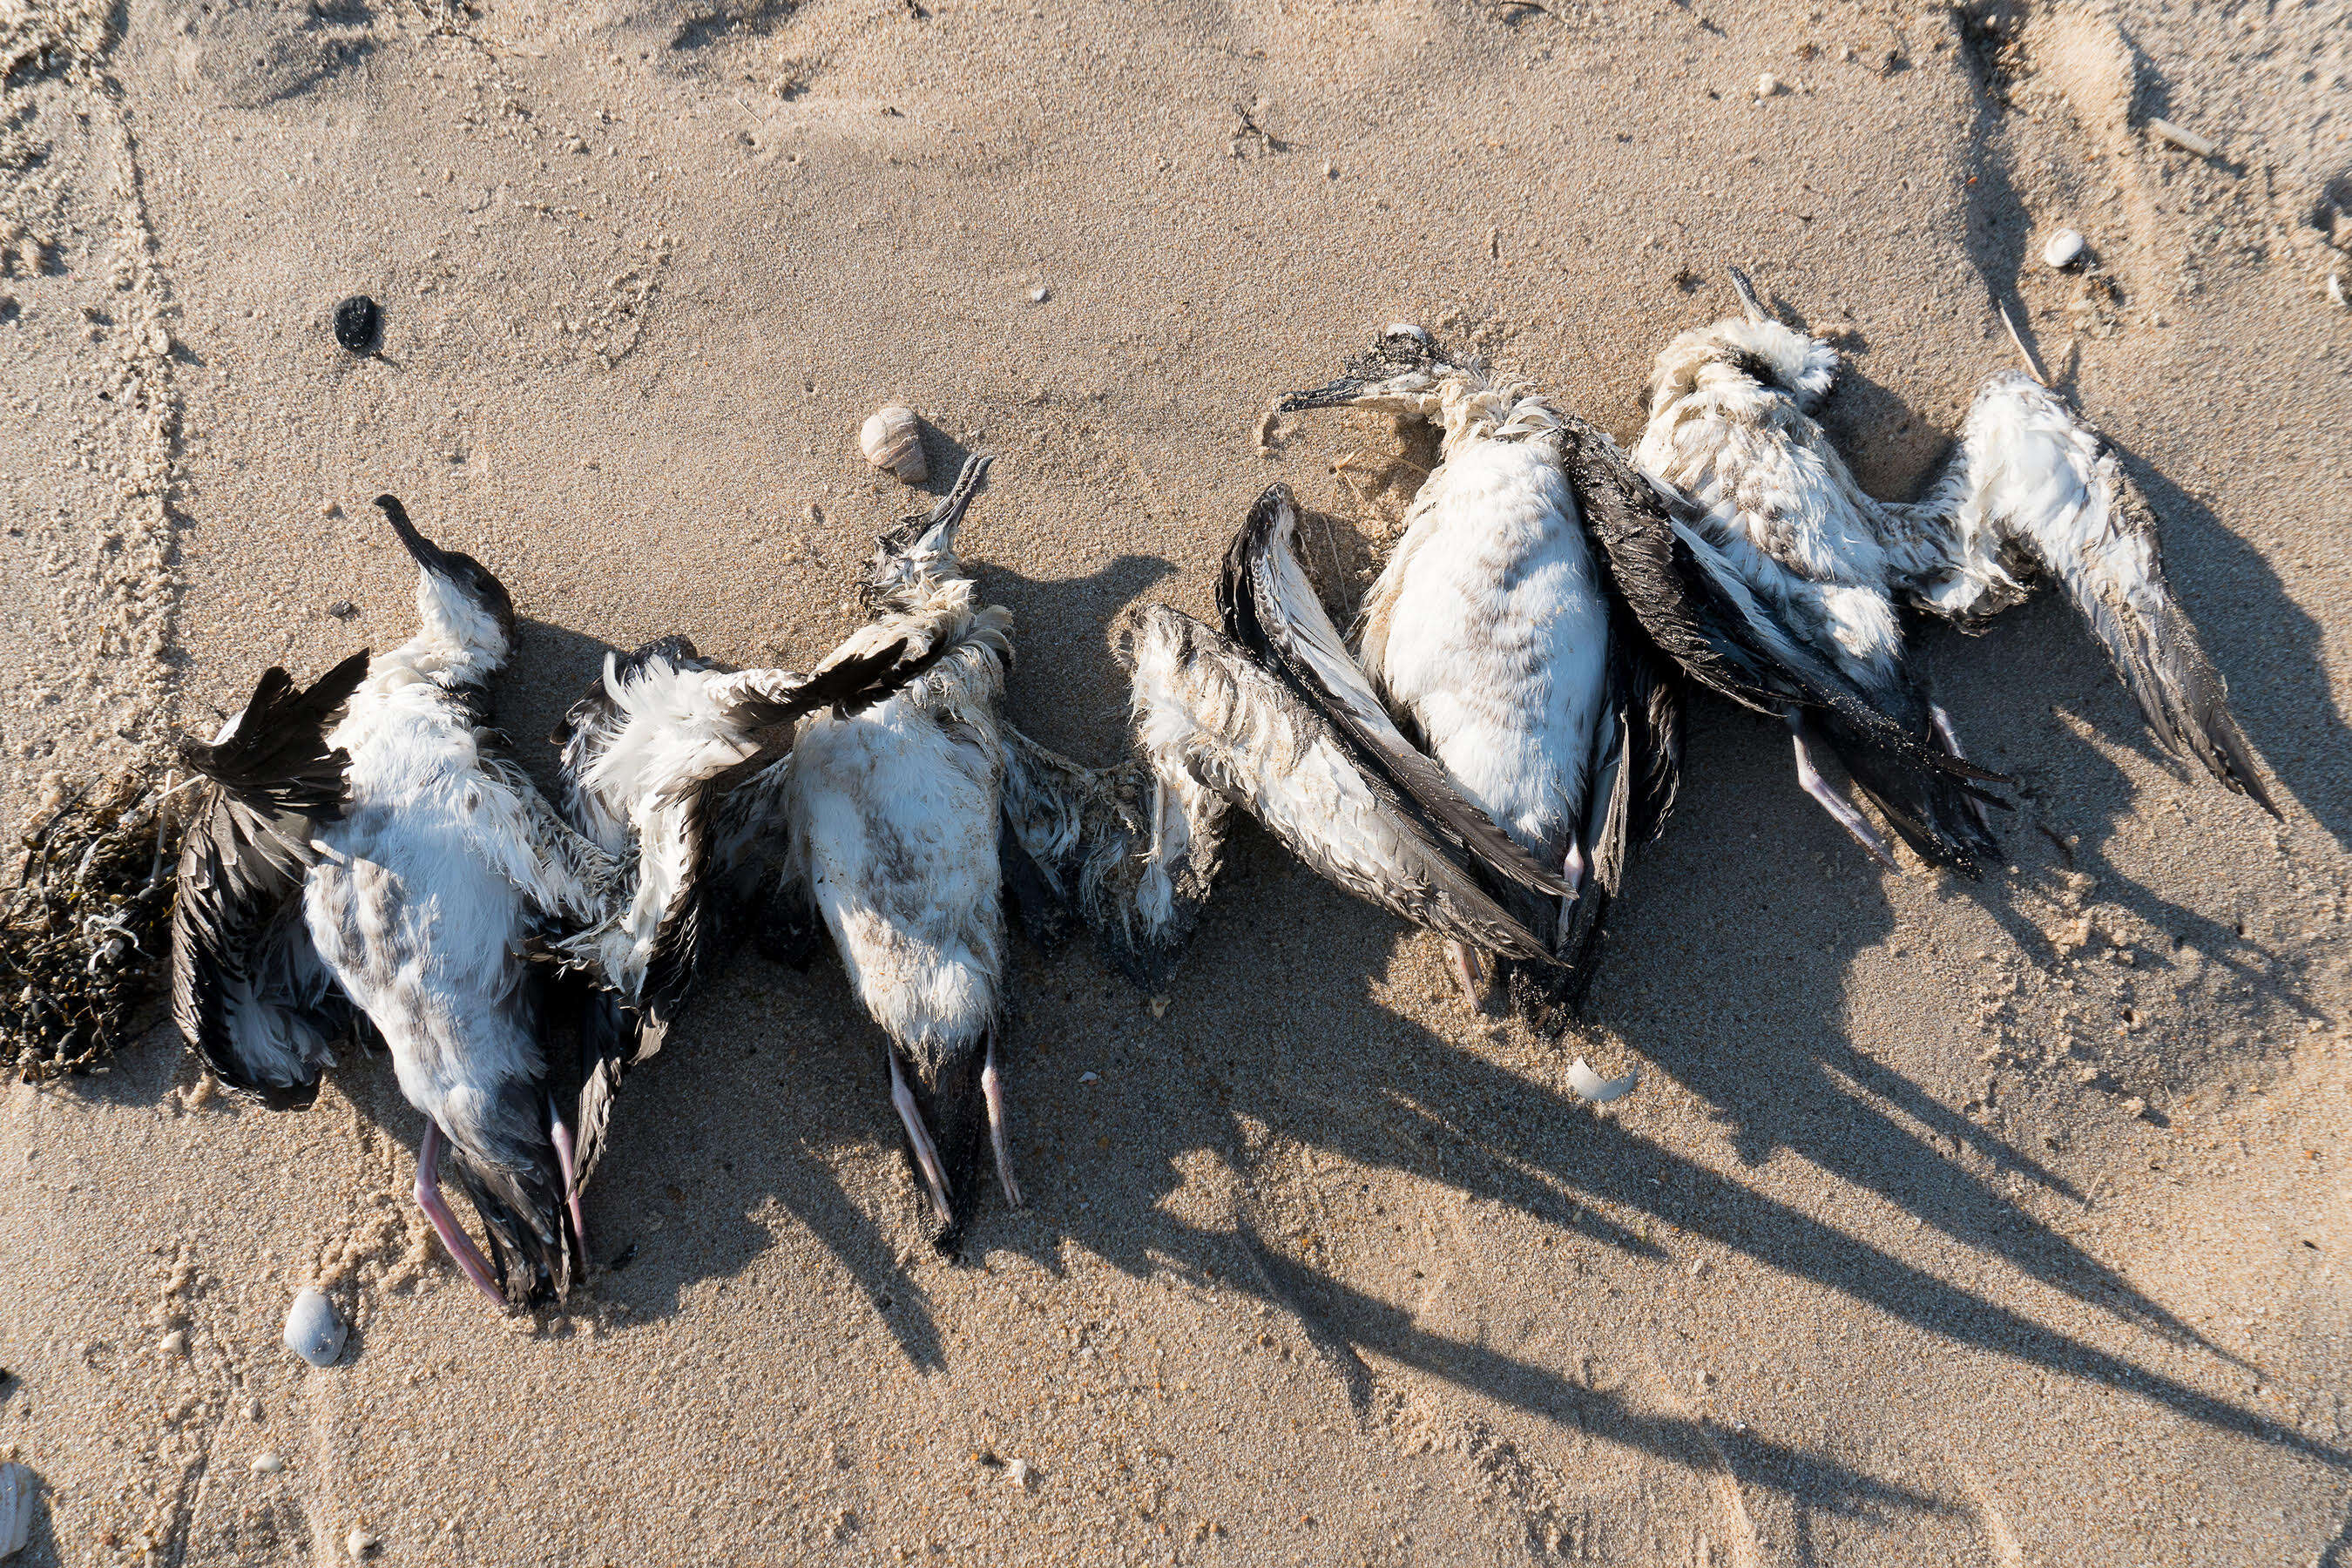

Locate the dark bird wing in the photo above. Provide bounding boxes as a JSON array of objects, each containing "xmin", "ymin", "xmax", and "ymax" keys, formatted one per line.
[
  {"xmin": 1893, "ymin": 372, "xmax": 2274, "ymax": 814},
  {"xmin": 1221, "ymin": 484, "xmax": 1575, "ymax": 898},
  {"xmin": 1128, "ymin": 605, "xmax": 1556, "ymax": 963},
  {"xmin": 1819, "ymin": 706, "xmax": 2004, "ymax": 879},
  {"xmin": 170, "ymin": 652, "xmax": 368, "ymax": 1107},
  {"xmin": 1559, "ymin": 417, "xmax": 2003, "ymax": 786}
]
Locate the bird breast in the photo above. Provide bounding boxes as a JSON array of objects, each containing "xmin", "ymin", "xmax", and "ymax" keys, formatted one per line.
[
  {"xmin": 303, "ymin": 814, "xmax": 542, "ymax": 1123},
  {"xmin": 787, "ymin": 696, "xmax": 1005, "ymax": 1054},
  {"xmin": 1362, "ymin": 436, "xmax": 1611, "ymax": 855},
  {"xmin": 1638, "ymin": 393, "xmax": 1907, "ymax": 681}
]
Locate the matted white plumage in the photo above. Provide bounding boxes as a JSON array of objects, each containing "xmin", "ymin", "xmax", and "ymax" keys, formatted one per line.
[
  {"xmin": 173, "ymin": 496, "xmax": 618, "ymax": 1308},
  {"xmin": 1243, "ymin": 327, "xmax": 1972, "ymax": 1024},
  {"xmin": 544, "ymin": 625, "xmax": 946, "ymax": 1195},
  {"xmin": 1636, "ymin": 268, "xmax": 2273, "ymax": 871},
  {"xmin": 760, "ymin": 455, "xmax": 1024, "ymax": 1241}
]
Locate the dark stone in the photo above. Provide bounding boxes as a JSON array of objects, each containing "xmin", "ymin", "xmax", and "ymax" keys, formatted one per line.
[
  {"xmin": 328, "ymin": 600, "xmax": 357, "ymax": 619},
  {"xmin": 332, "ymin": 294, "xmax": 381, "ymax": 354}
]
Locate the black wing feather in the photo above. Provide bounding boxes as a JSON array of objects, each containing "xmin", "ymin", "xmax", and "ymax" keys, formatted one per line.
[
  {"xmin": 1559, "ymin": 420, "xmax": 2004, "ymax": 787},
  {"xmin": 1220, "ymin": 485, "xmax": 1574, "ymax": 898},
  {"xmin": 170, "ymin": 653, "xmax": 368, "ymax": 1106}
]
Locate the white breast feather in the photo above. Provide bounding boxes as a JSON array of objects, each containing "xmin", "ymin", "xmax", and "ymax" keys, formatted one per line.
[
  {"xmin": 1362, "ymin": 431, "xmax": 1610, "ymax": 857},
  {"xmin": 1636, "ymin": 372, "xmax": 1907, "ymax": 682},
  {"xmin": 785, "ymin": 639, "xmax": 1007, "ymax": 1055}
]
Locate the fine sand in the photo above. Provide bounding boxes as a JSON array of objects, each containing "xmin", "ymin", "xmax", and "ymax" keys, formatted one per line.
[{"xmin": 2, "ymin": 0, "xmax": 2349, "ymax": 1562}]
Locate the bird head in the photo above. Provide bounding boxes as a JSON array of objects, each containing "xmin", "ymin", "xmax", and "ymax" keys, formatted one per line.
[
  {"xmin": 861, "ymin": 454, "xmax": 992, "ymax": 610},
  {"xmin": 1275, "ymin": 323, "xmax": 1461, "ymax": 417},
  {"xmin": 1646, "ymin": 269, "xmax": 1842, "ymax": 421},
  {"xmin": 375, "ymin": 495, "xmax": 516, "ymax": 666}
]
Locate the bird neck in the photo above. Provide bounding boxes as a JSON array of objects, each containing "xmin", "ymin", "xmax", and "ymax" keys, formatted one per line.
[{"xmin": 1433, "ymin": 372, "xmax": 1560, "ymax": 456}]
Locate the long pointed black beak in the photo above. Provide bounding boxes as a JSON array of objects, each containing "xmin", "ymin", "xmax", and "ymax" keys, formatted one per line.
[
  {"xmin": 1275, "ymin": 374, "xmax": 1376, "ymax": 414},
  {"xmin": 375, "ymin": 493, "xmax": 450, "ymax": 574},
  {"xmin": 1726, "ymin": 267, "xmax": 1770, "ymax": 324}
]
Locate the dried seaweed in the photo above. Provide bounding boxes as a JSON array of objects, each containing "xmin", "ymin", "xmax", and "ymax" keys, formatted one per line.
[{"xmin": 0, "ymin": 764, "xmax": 184, "ymax": 1080}]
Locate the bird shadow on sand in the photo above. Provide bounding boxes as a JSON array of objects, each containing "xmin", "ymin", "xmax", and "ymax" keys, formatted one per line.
[
  {"xmin": 571, "ymin": 953, "xmax": 952, "ymax": 1373},
  {"xmin": 933, "ymin": 679, "xmax": 2340, "ymax": 1497},
  {"xmin": 820, "ymin": 799, "xmax": 2342, "ymax": 1536},
  {"xmin": 1779, "ymin": 351, "xmax": 2329, "ymax": 1027}
]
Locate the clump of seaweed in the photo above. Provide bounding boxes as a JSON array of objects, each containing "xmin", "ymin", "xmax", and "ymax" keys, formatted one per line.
[{"xmin": 0, "ymin": 764, "xmax": 184, "ymax": 1080}]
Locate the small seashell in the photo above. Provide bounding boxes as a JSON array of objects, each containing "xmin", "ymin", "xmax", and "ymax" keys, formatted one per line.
[
  {"xmin": 1028, "ymin": 285, "xmax": 1051, "ymax": 303},
  {"xmin": 2042, "ymin": 227, "xmax": 2087, "ymax": 269},
  {"xmin": 332, "ymin": 294, "xmax": 382, "ymax": 355},
  {"xmin": 1004, "ymin": 1457, "xmax": 1034, "ymax": 1489},
  {"xmin": 1149, "ymin": 994, "xmax": 1170, "ymax": 1019},
  {"xmin": 284, "ymin": 1288, "xmax": 347, "ymax": 1369},
  {"xmin": 250, "ymin": 1454, "xmax": 283, "ymax": 1476},
  {"xmin": 345, "ymin": 1527, "xmax": 378, "ymax": 1558},
  {"xmin": 2146, "ymin": 117, "xmax": 2217, "ymax": 159},
  {"xmin": 1079, "ymin": 1071, "xmax": 1099, "ymax": 1085},
  {"xmin": 1382, "ymin": 322, "xmax": 1430, "ymax": 345},
  {"xmin": 2329, "ymin": 272, "xmax": 2347, "ymax": 310},
  {"xmin": 1755, "ymin": 71, "xmax": 1781, "ymax": 98},
  {"xmin": 159, "ymin": 1330, "xmax": 186, "ymax": 1358},
  {"xmin": 0, "ymin": 1463, "xmax": 30, "ymax": 1558},
  {"xmin": 859, "ymin": 403, "xmax": 927, "ymax": 483},
  {"xmin": 1567, "ymin": 1057, "xmax": 1639, "ymax": 1104}
]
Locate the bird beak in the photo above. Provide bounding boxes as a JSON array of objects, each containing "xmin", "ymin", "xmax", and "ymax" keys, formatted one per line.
[
  {"xmin": 1274, "ymin": 372, "xmax": 1380, "ymax": 413},
  {"xmin": 375, "ymin": 493, "xmax": 455, "ymax": 575},
  {"xmin": 910, "ymin": 452, "xmax": 992, "ymax": 555},
  {"xmin": 1726, "ymin": 267, "xmax": 1770, "ymax": 324}
]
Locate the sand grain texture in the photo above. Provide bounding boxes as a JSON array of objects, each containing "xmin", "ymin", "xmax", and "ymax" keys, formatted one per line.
[{"xmin": 2, "ymin": 0, "xmax": 2348, "ymax": 1563}]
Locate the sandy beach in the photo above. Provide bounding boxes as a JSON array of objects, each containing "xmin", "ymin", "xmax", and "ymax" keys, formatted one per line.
[{"xmin": 1, "ymin": 0, "xmax": 2348, "ymax": 1561}]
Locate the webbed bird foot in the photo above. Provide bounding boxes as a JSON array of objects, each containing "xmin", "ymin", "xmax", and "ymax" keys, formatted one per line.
[
  {"xmin": 889, "ymin": 1051, "xmax": 956, "ymax": 1227},
  {"xmin": 983, "ymin": 1033, "xmax": 1024, "ymax": 1209},
  {"xmin": 547, "ymin": 1092, "xmax": 588, "ymax": 1255},
  {"xmin": 1444, "ymin": 939, "xmax": 1489, "ymax": 1010},
  {"xmin": 416, "ymin": 1122, "xmax": 508, "ymax": 1308},
  {"xmin": 1789, "ymin": 722, "xmax": 1901, "ymax": 872}
]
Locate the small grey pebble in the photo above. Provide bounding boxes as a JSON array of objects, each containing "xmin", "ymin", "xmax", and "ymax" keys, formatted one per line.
[{"xmin": 328, "ymin": 601, "xmax": 357, "ymax": 619}]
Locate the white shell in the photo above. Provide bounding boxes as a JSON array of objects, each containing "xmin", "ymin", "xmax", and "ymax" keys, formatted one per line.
[
  {"xmin": 250, "ymin": 1454, "xmax": 284, "ymax": 1476},
  {"xmin": 1382, "ymin": 322, "xmax": 1430, "ymax": 345},
  {"xmin": 2146, "ymin": 117, "xmax": 2217, "ymax": 159},
  {"xmin": 0, "ymin": 1463, "xmax": 32, "ymax": 1559},
  {"xmin": 158, "ymin": 1330, "xmax": 186, "ymax": 1358},
  {"xmin": 1004, "ymin": 1457, "xmax": 1034, "ymax": 1489},
  {"xmin": 2043, "ymin": 228, "xmax": 2087, "ymax": 269},
  {"xmin": 346, "ymin": 1528, "xmax": 379, "ymax": 1558},
  {"xmin": 284, "ymin": 1288, "xmax": 347, "ymax": 1368},
  {"xmin": 1567, "ymin": 1057, "xmax": 1639, "ymax": 1104},
  {"xmin": 2330, "ymin": 272, "xmax": 2347, "ymax": 309},
  {"xmin": 859, "ymin": 404, "xmax": 927, "ymax": 483},
  {"xmin": 1755, "ymin": 71, "xmax": 1781, "ymax": 98}
]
